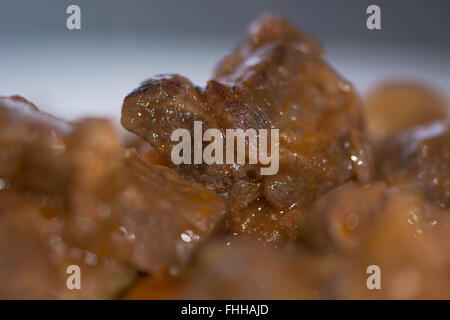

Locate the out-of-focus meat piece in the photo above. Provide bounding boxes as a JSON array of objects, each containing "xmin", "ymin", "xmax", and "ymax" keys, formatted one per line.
[
  {"xmin": 375, "ymin": 120, "xmax": 448, "ymax": 176},
  {"xmin": 403, "ymin": 128, "xmax": 450, "ymax": 209},
  {"xmin": 121, "ymin": 15, "xmax": 373, "ymax": 219},
  {"xmin": 364, "ymin": 82, "xmax": 448, "ymax": 140},
  {"xmin": 122, "ymin": 274, "xmax": 184, "ymax": 300},
  {"xmin": 348, "ymin": 189, "xmax": 450, "ymax": 299},
  {"xmin": 375, "ymin": 120, "xmax": 449, "ymax": 209},
  {"xmin": 124, "ymin": 242, "xmax": 351, "ymax": 299},
  {"xmin": 172, "ymin": 240, "xmax": 336, "ymax": 299},
  {"xmin": 174, "ymin": 184, "xmax": 450, "ymax": 300},
  {"xmin": 0, "ymin": 96, "xmax": 227, "ymax": 298},
  {"xmin": 139, "ymin": 142, "xmax": 169, "ymax": 166},
  {"xmin": 64, "ymin": 123, "xmax": 226, "ymax": 274},
  {"xmin": 297, "ymin": 182, "xmax": 387, "ymax": 253},
  {"xmin": 123, "ymin": 134, "xmax": 169, "ymax": 166},
  {"xmin": 0, "ymin": 95, "xmax": 70, "ymax": 195},
  {"xmin": 0, "ymin": 192, "xmax": 134, "ymax": 299},
  {"xmin": 65, "ymin": 145, "xmax": 227, "ymax": 274},
  {"xmin": 298, "ymin": 177, "xmax": 449, "ymax": 250},
  {"xmin": 296, "ymin": 181, "xmax": 450, "ymax": 299},
  {"xmin": 0, "ymin": 96, "xmax": 134, "ymax": 299}
]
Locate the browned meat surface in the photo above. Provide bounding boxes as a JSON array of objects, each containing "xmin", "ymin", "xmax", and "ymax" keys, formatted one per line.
[
  {"xmin": 402, "ymin": 127, "xmax": 450, "ymax": 209},
  {"xmin": 373, "ymin": 120, "xmax": 449, "ymax": 209},
  {"xmin": 0, "ymin": 96, "xmax": 226, "ymax": 298},
  {"xmin": 365, "ymin": 82, "xmax": 449, "ymax": 209},
  {"xmin": 122, "ymin": 14, "xmax": 374, "ymax": 244}
]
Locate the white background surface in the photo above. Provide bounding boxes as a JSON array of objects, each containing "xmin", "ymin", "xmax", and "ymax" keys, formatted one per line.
[{"xmin": 1, "ymin": 33, "xmax": 449, "ymax": 125}]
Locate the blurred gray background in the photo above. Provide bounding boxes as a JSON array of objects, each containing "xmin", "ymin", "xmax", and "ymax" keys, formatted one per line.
[{"xmin": 0, "ymin": 0, "xmax": 449, "ymax": 122}]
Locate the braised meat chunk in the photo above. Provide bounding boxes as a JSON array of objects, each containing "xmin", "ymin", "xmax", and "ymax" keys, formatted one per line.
[
  {"xmin": 373, "ymin": 120, "xmax": 449, "ymax": 209},
  {"xmin": 0, "ymin": 96, "xmax": 226, "ymax": 298},
  {"xmin": 122, "ymin": 15, "xmax": 374, "ymax": 244},
  {"xmin": 403, "ymin": 127, "xmax": 450, "ymax": 209},
  {"xmin": 349, "ymin": 186, "xmax": 450, "ymax": 299},
  {"xmin": 296, "ymin": 181, "xmax": 388, "ymax": 253},
  {"xmin": 364, "ymin": 82, "xmax": 448, "ymax": 140},
  {"xmin": 0, "ymin": 191, "xmax": 134, "ymax": 299}
]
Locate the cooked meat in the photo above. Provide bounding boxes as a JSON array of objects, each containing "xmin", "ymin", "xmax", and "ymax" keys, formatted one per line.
[
  {"xmin": 351, "ymin": 187, "xmax": 450, "ymax": 299},
  {"xmin": 124, "ymin": 182, "xmax": 450, "ymax": 300},
  {"xmin": 122, "ymin": 273, "xmax": 185, "ymax": 300},
  {"xmin": 403, "ymin": 127, "xmax": 450, "ymax": 209},
  {"xmin": 365, "ymin": 81, "xmax": 449, "ymax": 209},
  {"xmin": 121, "ymin": 15, "xmax": 373, "ymax": 209},
  {"xmin": 62, "ymin": 132, "xmax": 227, "ymax": 274},
  {"xmin": 0, "ymin": 95, "xmax": 71, "ymax": 195},
  {"xmin": 0, "ymin": 96, "xmax": 226, "ymax": 298},
  {"xmin": 122, "ymin": 14, "xmax": 374, "ymax": 244},
  {"xmin": 365, "ymin": 82, "xmax": 448, "ymax": 139},
  {"xmin": 169, "ymin": 240, "xmax": 325, "ymax": 299},
  {"xmin": 226, "ymin": 197, "xmax": 303, "ymax": 245},
  {"xmin": 138, "ymin": 142, "xmax": 169, "ymax": 166},
  {"xmin": 374, "ymin": 120, "xmax": 449, "ymax": 209},
  {"xmin": 297, "ymin": 181, "xmax": 388, "ymax": 253},
  {"xmin": 1, "ymin": 13, "xmax": 448, "ymax": 300},
  {"xmin": 0, "ymin": 191, "xmax": 134, "ymax": 299},
  {"xmin": 296, "ymin": 182, "xmax": 450, "ymax": 299}
]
